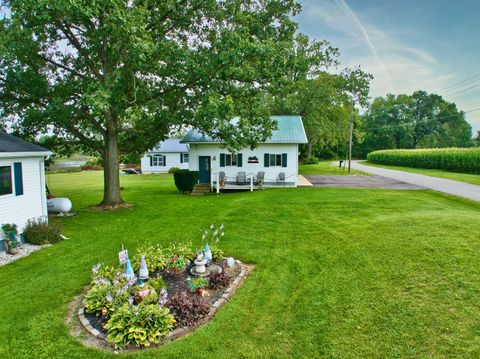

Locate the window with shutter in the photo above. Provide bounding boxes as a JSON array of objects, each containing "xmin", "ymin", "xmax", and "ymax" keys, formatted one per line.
[{"xmin": 0, "ymin": 166, "xmax": 12, "ymax": 196}]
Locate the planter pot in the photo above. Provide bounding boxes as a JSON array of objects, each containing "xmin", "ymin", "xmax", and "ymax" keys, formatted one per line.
[{"xmin": 7, "ymin": 247, "xmax": 19, "ymax": 255}]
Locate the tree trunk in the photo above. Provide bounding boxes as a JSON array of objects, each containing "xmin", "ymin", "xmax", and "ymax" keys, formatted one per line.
[
  {"xmin": 101, "ymin": 128, "xmax": 124, "ymax": 207},
  {"xmin": 307, "ymin": 143, "xmax": 313, "ymax": 157}
]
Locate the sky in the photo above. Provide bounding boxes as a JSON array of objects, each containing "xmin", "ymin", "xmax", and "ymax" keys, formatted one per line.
[{"xmin": 296, "ymin": 0, "xmax": 480, "ymax": 133}]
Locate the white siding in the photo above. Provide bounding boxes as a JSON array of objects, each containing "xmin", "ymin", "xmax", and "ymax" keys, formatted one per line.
[
  {"xmin": 188, "ymin": 143, "xmax": 299, "ymax": 186},
  {"xmin": 141, "ymin": 152, "xmax": 189, "ymax": 173},
  {"xmin": 0, "ymin": 156, "xmax": 48, "ymax": 247}
]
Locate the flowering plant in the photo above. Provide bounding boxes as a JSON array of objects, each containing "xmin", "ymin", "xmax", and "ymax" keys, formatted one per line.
[
  {"xmin": 166, "ymin": 255, "xmax": 187, "ymax": 274},
  {"xmin": 202, "ymin": 224, "xmax": 224, "ymax": 244}
]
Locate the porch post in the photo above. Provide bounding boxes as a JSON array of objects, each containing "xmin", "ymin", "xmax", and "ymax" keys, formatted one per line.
[
  {"xmin": 250, "ymin": 176, "xmax": 253, "ymax": 192},
  {"xmin": 216, "ymin": 172, "xmax": 220, "ymax": 194}
]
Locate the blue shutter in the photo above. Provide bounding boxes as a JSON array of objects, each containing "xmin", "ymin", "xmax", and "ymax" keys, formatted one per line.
[
  {"xmin": 13, "ymin": 162, "xmax": 23, "ymax": 196},
  {"xmin": 237, "ymin": 153, "xmax": 243, "ymax": 167}
]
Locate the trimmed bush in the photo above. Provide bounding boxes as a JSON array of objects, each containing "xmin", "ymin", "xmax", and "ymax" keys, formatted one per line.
[
  {"xmin": 173, "ymin": 170, "xmax": 199, "ymax": 193},
  {"xmin": 168, "ymin": 167, "xmax": 181, "ymax": 174},
  {"xmin": 367, "ymin": 148, "xmax": 480, "ymax": 174},
  {"xmin": 23, "ymin": 218, "xmax": 63, "ymax": 245}
]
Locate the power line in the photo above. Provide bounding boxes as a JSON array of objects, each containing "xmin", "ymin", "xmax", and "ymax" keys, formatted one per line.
[
  {"xmin": 363, "ymin": 107, "xmax": 480, "ymax": 132},
  {"xmin": 444, "ymin": 83, "xmax": 480, "ymax": 97},
  {"xmin": 437, "ymin": 73, "xmax": 480, "ymax": 93},
  {"xmin": 440, "ymin": 77, "xmax": 480, "ymax": 95}
]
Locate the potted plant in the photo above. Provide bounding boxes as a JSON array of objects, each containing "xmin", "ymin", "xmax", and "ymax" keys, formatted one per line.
[{"xmin": 1, "ymin": 223, "xmax": 19, "ymax": 255}]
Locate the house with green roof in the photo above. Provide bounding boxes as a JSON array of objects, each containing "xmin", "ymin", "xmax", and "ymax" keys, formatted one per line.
[{"xmin": 181, "ymin": 115, "xmax": 307, "ymax": 191}]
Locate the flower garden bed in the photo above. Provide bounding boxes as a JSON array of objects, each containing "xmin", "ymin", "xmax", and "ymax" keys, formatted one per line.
[{"xmin": 73, "ymin": 225, "xmax": 253, "ymax": 351}]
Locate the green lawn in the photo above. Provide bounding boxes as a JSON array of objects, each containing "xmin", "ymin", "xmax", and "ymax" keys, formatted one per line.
[
  {"xmin": 299, "ymin": 161, "xmax": 365, "ymax": 175},
  {"xmin": 361, "ymin": 161, "xmax": 480, "ymax": 186},
  {"xmin": 1, "ymin": 171, "xmax": 480, "ymax": 358}
]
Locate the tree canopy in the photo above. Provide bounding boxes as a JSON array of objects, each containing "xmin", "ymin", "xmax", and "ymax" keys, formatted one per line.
[
  {"xmin": 0, "ymin": 0, "xmax": 335, "ymax": 206},
  {"xmin": 359, "ymin": 91, "xmax": 473, "ymax": 156}
]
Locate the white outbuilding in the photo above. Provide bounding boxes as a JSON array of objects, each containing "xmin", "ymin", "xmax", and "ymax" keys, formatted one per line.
[
  {"xmin": 181, "ymin": 115, "xmax": 308, "ymax": 191},
  {"xmin": 0, "ymin": 131, "xmax": 51, "ymax": 251},
  {"xmin": 141, "ymin": 139, "xmax": 189, "ymax": 173}
]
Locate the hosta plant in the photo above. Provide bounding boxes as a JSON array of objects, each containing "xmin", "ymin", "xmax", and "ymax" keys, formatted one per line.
[
  {"xmin": 132, "ymin": 242, "xmax": 168, "ymax": 272},
  {"xmin": 105, "ymin": 304, "xmax": 175, "ymax": 348}
]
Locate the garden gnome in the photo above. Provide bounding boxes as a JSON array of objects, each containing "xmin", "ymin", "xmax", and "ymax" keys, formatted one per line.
[
  {"xmin": 139, "ymin": 256, "xmax": 149, "ymax": 281},
  {"xmin": 125, "ymin": 259, "xmax": 135, "ymax": 281},
  {"xmin": 204, "ymin": 243, "xmax": 212, "ymax": 264}
]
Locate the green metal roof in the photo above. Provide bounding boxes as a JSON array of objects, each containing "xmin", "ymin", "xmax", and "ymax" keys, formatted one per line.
[{"xmin": 181, "ymin": 115, "xmax": 308, "ymax": 144}]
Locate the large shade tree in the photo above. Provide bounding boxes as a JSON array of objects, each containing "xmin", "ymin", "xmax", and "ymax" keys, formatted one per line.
[{"xmin": 0, "ymin": 0, "xmax": 333, "ymax": 207}]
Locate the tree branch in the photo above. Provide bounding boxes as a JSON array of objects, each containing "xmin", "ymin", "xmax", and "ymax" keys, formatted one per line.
[{"xmin": 38, "ymin": 54, "xmax": 86, "ymax": 78}]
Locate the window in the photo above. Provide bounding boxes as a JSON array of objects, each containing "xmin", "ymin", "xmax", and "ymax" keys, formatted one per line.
[
  {"xmin": 269, "ymin": 154, "xmax": 283, "ymax": 167},
  {"xmin": 182, "ymin": 153, "xmax": 189, "ymax": 163},
  {"xmin": 225, "ymin": 153, "xmax": 237, "ymax": 166},
  {"xmin": 152, "ymin": 155, "xmax": 165, "ymax": 166},
  {"xmin": 0, "ymin": 166, "xmax": 12, "ymax": 196}
]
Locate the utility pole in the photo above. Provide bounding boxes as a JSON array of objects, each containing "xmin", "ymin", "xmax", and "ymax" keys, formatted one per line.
[{"xmin": 348, "ymin": 100, "xmax": 354, "ymax": 173}]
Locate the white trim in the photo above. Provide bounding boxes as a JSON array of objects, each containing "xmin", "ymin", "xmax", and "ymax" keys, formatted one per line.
[{"xmin": 0, "ymin": 151, "xmax": 51, "ymax": 159}]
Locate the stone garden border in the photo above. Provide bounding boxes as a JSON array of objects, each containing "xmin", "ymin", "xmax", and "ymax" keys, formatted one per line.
[{"xmin": 71, "ymin": 259, "xmax": 253, "ymax": 352}]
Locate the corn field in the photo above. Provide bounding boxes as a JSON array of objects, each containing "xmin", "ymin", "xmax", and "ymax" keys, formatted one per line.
[{"xmin": 366, "ymin": 148, "xmax": 480, "ymax": 174}]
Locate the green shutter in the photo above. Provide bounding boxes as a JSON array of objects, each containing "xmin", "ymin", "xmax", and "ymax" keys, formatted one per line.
[
  {"xmin": 220, "ymin": 153, "xmax": 225, "ymax": 167},
  {"xmin": 264, "ymin": 153, "xmax": 270, "ymax": 167},
  {"xmin": 282, "ymin": 153, "xmax": 287, "ymax": 167},
  {"xmin": 163, "ymin": 155, "xmax": 167, "ymax": 167},
  {"xmin": 13, "ymin": 162, "xmax": 23, "ymax": 196},
  {"xmin": 237, "ymin": 153, "xmax": 243, "ymax": 167},
  {"xmin": 180, "ymin": 153, "xmax": 183, "ymax": 163},
  {"xmin": 149, "ymin": 155, "xmax": 153, "ymax": 166}
]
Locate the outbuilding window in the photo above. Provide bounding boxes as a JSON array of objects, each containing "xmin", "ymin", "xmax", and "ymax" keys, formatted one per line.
[
  {"xmin": 225, "ymin": 153, "xmax": 237, "ymax": 166},
  {"xmin": 181, "ymin": 153, "xmax": 189, "ymax": 163},
  {"xmin": 0, "ymin": 166, "xmax": 13, "ymax": 196},
  {"xmin": 264, "ymin": 153, "xmax": 287, "ymax": 168},
  {"xmin": 152, "ymin": 155, "xmax": 165, "ymax": 166}
]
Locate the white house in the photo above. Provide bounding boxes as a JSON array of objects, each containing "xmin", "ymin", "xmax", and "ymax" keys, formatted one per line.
[
  {"xmin": 181, "ymin": 115, "xmax": 308, "ymax": 190},
  {"xmin": 0, "ymin": 131, "xmax": 51, "ymax": 251},
  {"xmin": 141, "ymin": 139, "xmax": 189, "ymax": 173}
]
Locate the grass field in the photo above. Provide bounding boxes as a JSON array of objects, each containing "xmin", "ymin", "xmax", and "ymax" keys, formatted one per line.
[
  {"xmin": 299, "ymin": 161, "xmax": 365, "ymax": 175},
  {"xmin": 1, "ymin": 171, "xmax": 480, "ymax": 358},
  {"xmin": 361, "ymin": 161, "xmax": 480, "ymax": 186}
]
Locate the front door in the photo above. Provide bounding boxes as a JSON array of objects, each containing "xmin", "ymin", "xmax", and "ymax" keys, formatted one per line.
[{"xmin": 198, "ymin": 156, "xmax": 211, "ymax": 183}]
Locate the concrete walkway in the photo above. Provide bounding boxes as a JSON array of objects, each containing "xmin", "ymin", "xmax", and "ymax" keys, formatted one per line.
[{"xmin": 350, "ymin": 161, "xmax": 480, "ymax": 202}]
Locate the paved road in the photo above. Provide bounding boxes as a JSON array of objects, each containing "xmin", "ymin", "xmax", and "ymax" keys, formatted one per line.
[
  {"xmin": 305, "ymin": 175, "xmax": 423, "ymax": 190},
  {"xmin": 350, "ymin": 161, "xmax": 480, "ymax": 202}
]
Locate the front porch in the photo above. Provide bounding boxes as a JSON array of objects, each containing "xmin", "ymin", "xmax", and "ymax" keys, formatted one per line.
[{"xmin": 209, "ymin": 172, "xmax": 296, "ymax": 193}]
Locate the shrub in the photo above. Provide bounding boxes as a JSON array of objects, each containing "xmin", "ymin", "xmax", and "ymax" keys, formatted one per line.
[
  {"xmin": 105, "ymin": 304, "xmax": 175, "ymax": 348},
  {"xmin": 23, "ymin": 218, "xmax": 63, "ymax": 245},
  {"xmin": 168, "ymin": 292, "xmax": 209, "ymax": 327},
  {"xmin": 173, "ymin": 170, "xmax": 199, "ymax": 193},
  {"xmin": 303, "ymin": 155, "xmax": 319, "ymax": 164},
  {"xmin": 168, "ymin": 167, "xmax": 181, "ymax": 174},
  {"xmin": 166, "ymin": 241, "xmax": 194, "ymax": 260},
  {"xmin": 367, "ymin": 147, "xmax": 480, "ymax": 174},
  {"xmin": 208, "ymin": 272, "xmax": 231, "ymax": 290}
]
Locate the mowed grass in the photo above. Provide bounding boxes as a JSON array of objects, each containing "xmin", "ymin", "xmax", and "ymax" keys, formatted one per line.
[
  {"xmin": 1, "ymin": 171, "xmax": 480, "ymax": 358},
  {"xmin": 299, "ymin": 161, "xmax": 365, "ymax": 175},
  {"xmin": 361, "ymin": 161, "xmax": 480, "ymax": 186}
]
